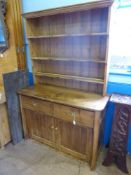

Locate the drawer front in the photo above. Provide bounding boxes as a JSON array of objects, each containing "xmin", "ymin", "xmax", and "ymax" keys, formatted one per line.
[
  {"xmin": 54, "ymin": 104, "xmax": 94, "ymax": 127},
  {"xmin": 80, "ymin": 110, "xmax": 94, "ymax": 128},
  {"xmin": 21, "ymin": 96, "xmax": 52, "ymax": 116},
  {"xmin": 54, "ymin": 104, "xmax": 79, "ymax": 123}
]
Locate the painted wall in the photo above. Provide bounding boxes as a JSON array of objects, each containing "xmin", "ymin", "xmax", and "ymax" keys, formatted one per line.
[
  {"xmin": 21, "ymin": 0, "xmax": 131, "ymax": 153},
  {"xmin": 22, "ymin": 0, "xmax": 98, "ymax": 13}
]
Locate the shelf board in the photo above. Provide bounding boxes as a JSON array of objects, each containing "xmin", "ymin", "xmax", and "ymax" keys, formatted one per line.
[
  {"xmin": 32, "ymin": 57, "xmax": 106, "ymax": 63},
  {"xmin": 35, "ymin": 72, "xmax": 104, "ymax": 84},
  {"xmin": 28, "ymin": 33, "xmax": 108, "ymax": 39}
]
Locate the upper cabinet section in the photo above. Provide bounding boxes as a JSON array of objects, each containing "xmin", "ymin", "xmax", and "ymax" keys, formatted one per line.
[{"xmin": 23, "ymin": 0, "xmax": 113, "ymax": 95}]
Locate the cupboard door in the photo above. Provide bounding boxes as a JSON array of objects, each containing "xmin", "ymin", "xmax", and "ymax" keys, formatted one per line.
[
  {"xmin": 55, "ymin": 119, "xmax": 93, "ymax": 162},
  {"xmin": 24, "ymin": 109, "xmax": 54, "ymax": 147}
]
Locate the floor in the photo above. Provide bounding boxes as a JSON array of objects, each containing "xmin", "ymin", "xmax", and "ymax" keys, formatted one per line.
[{"xmin": 0, "ymin": 140, "xmax": 130, "ymax": 175}]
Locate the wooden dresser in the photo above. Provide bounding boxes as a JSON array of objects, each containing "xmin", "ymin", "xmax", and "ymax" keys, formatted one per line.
[
  {"xmin": 19, "ymin": 0, "xmax": 113, "ymax": 170},
  {"xmin": 19, "ymin": 85, "xmax": 109, "ymax": 170}
]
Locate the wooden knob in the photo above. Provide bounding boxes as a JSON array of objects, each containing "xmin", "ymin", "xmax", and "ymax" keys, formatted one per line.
[
  {"xmin": 33, "ymin": 103, "xmax": 37, "ymax": 106},
  {"xmin": 51, "ymin": 126, "xmax": 54, "ymax": 129},
  {"xmin": 71, "ymin": 112, "xmax": 76, "ymax": 117},
  {"xmin": 55, "ymin": 127, "xmax": 58, "ymax": 130},
  {"xmin": 73, "ymin": 120, "xmax": 76, "ymax": 125}
]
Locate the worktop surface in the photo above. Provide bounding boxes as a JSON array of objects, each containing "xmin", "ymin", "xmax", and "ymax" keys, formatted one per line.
[{"xmin": 18, "ymin": 84, "xmax": 109, "ymax": 111}]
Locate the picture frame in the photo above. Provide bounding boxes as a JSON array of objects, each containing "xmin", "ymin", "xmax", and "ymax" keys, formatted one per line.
[{"xmin": 0, "ymin": 0, "xmax": 8, "ymax": 53}]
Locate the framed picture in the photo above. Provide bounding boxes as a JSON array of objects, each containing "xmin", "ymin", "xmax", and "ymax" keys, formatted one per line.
[{"xmin": 0, "ymin": 0, "xmax": 8, "ymax": 53}]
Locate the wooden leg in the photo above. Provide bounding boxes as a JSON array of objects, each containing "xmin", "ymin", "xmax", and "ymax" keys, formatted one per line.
[
  {"xmin": 103, "ymin": 150, "xmax": 114, "ymax": 166},
  {"xmin": 91, "ymin": 111, "xmax": 101, "ymax": 170},
  {"xmin": 0, "ymin": 143, "xmax": 5, "ymax": 149},
  {"xmin": 116, "ymin": 155, "xmax": 128, "ymax": 174},
  {"xmin": 103, "ymin": 151, "xmax": 128, "ymax": 174}
]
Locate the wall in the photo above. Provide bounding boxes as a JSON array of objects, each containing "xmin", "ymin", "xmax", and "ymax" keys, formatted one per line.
[
  {"xmin": 22, "ymin": 0, "xmax": 97, "ymax": 13},
  {"xmin": 0, "ymin": 0, "xmax": 18, "ymax": 87},
  {"xmin": 0, "ymin": 0, "xmax": 18, "ymax": 146}
]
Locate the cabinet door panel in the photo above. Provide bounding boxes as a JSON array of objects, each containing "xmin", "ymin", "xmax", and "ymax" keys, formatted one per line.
[
  {"xmin": 57, "ymin": 119, "xmax": 93, "ymax": 161},
  {"xmin": 24, "ymin": 109, "xmax": 54, "ymax": 145}
]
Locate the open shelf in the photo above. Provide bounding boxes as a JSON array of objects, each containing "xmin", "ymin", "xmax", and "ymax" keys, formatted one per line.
[
  {"xmin": 32, "ymin": 57, "xmax": 106, "ymax": 63},
  {"xmin": 28, "ymin": 33, "xmax": 108, "ymax": 39},
  {"xmin": 35, "ymin": 72, "xmax": 104, "ymax": 84},
  {"xmin": 24, "ymin": 2, "xmax": 111, "ymax": 95}
]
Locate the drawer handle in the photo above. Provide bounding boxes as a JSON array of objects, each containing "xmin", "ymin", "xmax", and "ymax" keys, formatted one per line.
[
  {"xmin": 72, "ymin": 112, "xmax": 76, "ymax": 125},
  {"xmin": 55, "ymin": 127, "xmax": 58, "ymax": 131},
  {"xmin": 33, "ymin": 103, "xmax": 37, "ymax": 106},
  {"xmin": 51, "ymin": 126, "xmax": 54, "ymax": 130}
]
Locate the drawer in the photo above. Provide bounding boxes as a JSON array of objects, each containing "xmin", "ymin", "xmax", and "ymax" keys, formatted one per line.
[
  {"xmin": 21, "ymin": 96, "xmax": 52, "ymax": 116},
  {"xmin": 54, "ymin": 104, "xmax": 79, "ymax": 122},
  {"xmin": 53, "ymin": 104, "xmax": 94, "ymax": 127},
  {"xmin": 80, "ymin": 110, "xmax": 94, "ymax": 128}
]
